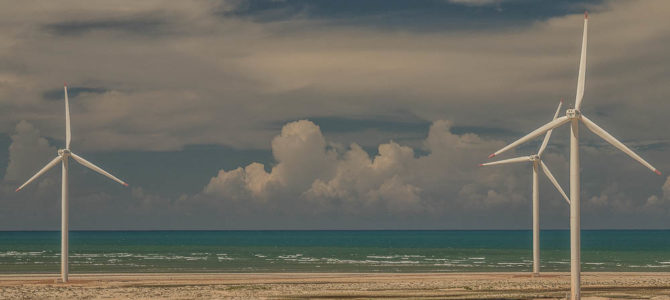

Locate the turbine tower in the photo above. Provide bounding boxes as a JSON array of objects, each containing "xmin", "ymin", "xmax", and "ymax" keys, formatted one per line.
[
  {"xmin": 16, "ymin": 83, "xmax": 128, "ymax": 283},
  {"xmin": 480, "ymin": 100, "xmax": 570, "ymax": 276},
  {"xmin": 486, "ymin": 12, "xmax": 661, "ymax": 299}
]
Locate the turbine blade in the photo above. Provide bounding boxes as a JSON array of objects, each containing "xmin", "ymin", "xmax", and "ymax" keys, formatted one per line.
[
  {"xmin": 540, "ymin": 160, "xmax": 570, "ymax": 205},
  {"xmin": 16, "ymin": 156, "xmax": 62, "ymax": 192},
  {"xmin": 489, "ymin": 116, "xmax": 570, "ymax": 159},
  {"xmin": 575, "ymin": 13, "xmax": 588, "ymax": 110},
  {"xmin": 581, "ymin": 115, "xmax": 661, "ymax": 175},
  {"xmin": 70, "ymin": 153, "xmax": 128, "ymax": 186},
  {"xmin": 538, "ymin": 100, "xmax": 563, "ymax": 156},
  {"xmin": 64, "ymin": 83, "xmax": 71, "ymax": 150},
  {"xmin": 480, "ymin": 156, "xmax": 531, "ymax": 167}
]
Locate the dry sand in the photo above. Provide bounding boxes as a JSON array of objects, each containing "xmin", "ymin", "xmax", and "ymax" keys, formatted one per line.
[{"xmin": 2, "ymin": 272, "xmax": 670, "ymax": 299}]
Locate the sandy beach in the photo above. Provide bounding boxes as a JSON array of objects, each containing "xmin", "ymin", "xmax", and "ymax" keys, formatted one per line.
[{"xmin": 1, "ymin": 272, "xmax": 670, "ymax": 299}]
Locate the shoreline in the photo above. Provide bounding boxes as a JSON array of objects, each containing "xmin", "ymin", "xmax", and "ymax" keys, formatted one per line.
[{"xmin": 3, "ymin": 272, "xmax": 670, "ymax": 299}]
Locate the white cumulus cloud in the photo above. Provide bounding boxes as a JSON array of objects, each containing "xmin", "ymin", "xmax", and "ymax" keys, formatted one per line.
[{"xmin": 202, "ymin": 119, "xmax": 528, "ymax": 216}]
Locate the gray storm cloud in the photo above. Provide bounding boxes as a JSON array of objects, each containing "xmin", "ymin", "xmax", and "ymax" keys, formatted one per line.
[
  {"xmin": 0, "ymin": 0, "xmax": 668, "ymax": 229},
  {"xmin": 0, "ymin": 1, "xmax": 668, "ymax": 152}
]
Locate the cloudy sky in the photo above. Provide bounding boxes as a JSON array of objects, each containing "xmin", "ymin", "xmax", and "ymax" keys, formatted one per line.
[{"xmin": 0, "ymin": 0, "xmax": 668, "ymax": 230}]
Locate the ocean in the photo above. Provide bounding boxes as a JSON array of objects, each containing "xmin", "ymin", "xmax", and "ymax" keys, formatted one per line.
[{"xmin": 1, "ymin": 230, "xmax": 669, "ymax": 273}]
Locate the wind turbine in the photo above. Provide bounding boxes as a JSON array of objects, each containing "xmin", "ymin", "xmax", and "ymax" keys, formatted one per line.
[
  {"xmin": 15, "ymin": 83, "xmax": 128, "ymax": 283},
  {"xmin": 480, "ymin": 100, "xmax": 570, "ymax": 276},
  {"xmin": 486, "ymin": 12, "xmax": 661, "ymax": 300}
]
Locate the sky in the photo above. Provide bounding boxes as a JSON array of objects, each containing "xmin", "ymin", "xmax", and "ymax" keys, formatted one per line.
[{"xmin": 0, "ymin": 0, "xmax": 669, "ymax": 230}]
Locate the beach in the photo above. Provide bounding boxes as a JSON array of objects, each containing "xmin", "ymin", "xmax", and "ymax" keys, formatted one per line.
[
  {"xmin": 2, "ymin": 272, "xmax": 670, "ymax": 299},
  {"xmin": 4, "ymin": 231, "xmax": 670, "ymax": 298}
]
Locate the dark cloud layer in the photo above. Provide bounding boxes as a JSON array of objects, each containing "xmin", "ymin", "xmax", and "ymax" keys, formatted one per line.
[
  {"xmin": 43, "ymin": 16, "xmax": 168, "ymax": 36},
  {"xmin": 0, "ymin": 0, "xmax": 668, "ymax": 229},
  {"xmin": 224, "ymin": 0, "xmax": 604, "ymax": 31},
  {"xmin": 42, "ymin": 87, "xmax": 108, "ymax": 101}
]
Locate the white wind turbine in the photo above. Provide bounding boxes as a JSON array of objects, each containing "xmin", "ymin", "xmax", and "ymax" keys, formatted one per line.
[
  {"xmin": 486, "ymin": 12, "xmax": 661, "ymax": 300},
  {"xmin": 15, "ymin": 83, "xmax": 128, "ymax": 283},
  {"xmin": 480, "ymin": 100, "xmax": 570, "ymax": 276}
]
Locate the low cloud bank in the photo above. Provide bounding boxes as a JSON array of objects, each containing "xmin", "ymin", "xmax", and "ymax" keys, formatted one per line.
[
  {"xmin": 201, "ymin": 119, "xmax": 528, "ymax": 216},
  {"xmin": 2, "ymin": 119, "xmax": 665, "ymax": 229}
]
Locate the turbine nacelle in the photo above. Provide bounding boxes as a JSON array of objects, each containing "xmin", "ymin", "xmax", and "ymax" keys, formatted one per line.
[
  {"xmin": 529, "ymin": 154, "xmax": 540, "ymax": 162},
  {"xmin": 58, "ymin": 149, "xmax": 71, "ymax": 157},
  {"xmin": 566, "ymin": 108, "xmax": 581, "ymax": 119}
]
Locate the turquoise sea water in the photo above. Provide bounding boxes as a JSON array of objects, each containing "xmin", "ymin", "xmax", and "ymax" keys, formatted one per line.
[{"xmin": 1, "ymin": 230, "xmax": 669, "ymax": 273}]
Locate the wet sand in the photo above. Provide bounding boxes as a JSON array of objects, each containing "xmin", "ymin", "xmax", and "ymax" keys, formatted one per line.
[{"xmin": 2, "ymin": 272, "xmax": 670, "ymax": 299}]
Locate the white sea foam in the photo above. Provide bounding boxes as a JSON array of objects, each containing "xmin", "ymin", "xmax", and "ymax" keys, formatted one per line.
[
  {"xmin": 379, "ymin": 260, "xmax": 420, "ymax": 264},
  {"xmin": 367, "ymin": 255, "xmax": 394, "ymax": 259},
  {"xmin": 278, "ymin": 254, "xmax": 303, "ymax": 259},
  {"xmin": 644, "ymin": 264, "xmax": 668, "ymax": 268},
  {"xmin": 496, "ymin": 262, "xmax": 528, "ymax": 266},
  {"xmin": 216, "ymin": 254, "xmax": 234, "ymax": 261},
  {"xmin": 130, "ymin": 254, "xmax": 209, "ymax": 261},
  {"xmin": 102, "ymin": 253, "xmax": 133, "ymax": 258},
  {"xmin": 71, "ymin": 253, "xmax": 104, "ymax": 258},
  {"xmin": 366, "ymin": 255, "xmax": 424, "ymax": 259},
  {"xmin": 0, "ymin": 251, "xmax": 47, "ymax": 257}
]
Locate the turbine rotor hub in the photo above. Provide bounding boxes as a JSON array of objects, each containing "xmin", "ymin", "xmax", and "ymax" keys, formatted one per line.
[
  {"xmin": 530, "ymin": 155, "xmax": 540, "ymax": 161},
  {"xmin": 58, "ymin": 149, "xmax": 70, "ymax": 157},
  {"xmin": 566, "ymin": 108, "xmax": 581, "ymax": 119}
]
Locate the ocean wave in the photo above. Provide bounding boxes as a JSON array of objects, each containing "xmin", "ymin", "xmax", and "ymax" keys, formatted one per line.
[
  {"xmin": 367, "ymin": 255, "xmax": 394, "ymax": 259},
  {"xmin": 496, "ymin": 262, "xmax": 528, "ymax": 266},
  {"xmin": 0, "ymin": 251, "xmax": 47, "ymax": 257},
  {"xmin": 131, "ymin": 254, "xmax": 209, "ymax": 261},
  {"xmin": 278, "ymin": 254, "xmax": 303, "ymax": 259},
  {"xmin": 216, "ymin": 254, "xmax": 234, "ymax": 261}
]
